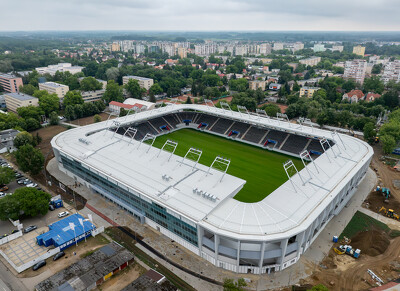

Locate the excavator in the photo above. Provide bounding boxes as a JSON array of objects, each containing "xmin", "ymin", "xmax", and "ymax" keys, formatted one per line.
[{"xmin": 379, "ymin": 206, "xmax": 400, "ymax": 220}]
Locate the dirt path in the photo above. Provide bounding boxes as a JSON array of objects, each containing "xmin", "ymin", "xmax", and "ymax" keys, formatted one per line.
[{"xmin": 308, "ymin": 236, "xmax": 400, "ymax": 290}]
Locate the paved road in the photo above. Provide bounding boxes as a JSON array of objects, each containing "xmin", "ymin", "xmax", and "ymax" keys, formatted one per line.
[{"xmin": 0, "ymin": 260, "xmax": 28, "ymax": 291}]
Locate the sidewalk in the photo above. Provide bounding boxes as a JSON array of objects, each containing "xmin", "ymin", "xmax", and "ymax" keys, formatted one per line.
[
  {"xmin": 358, "ymin": 207, "xmax": 400, "ymax": 231},
  {"xmin": 47, "ymin": 158, "xmax": 378, "ymax": 290}
]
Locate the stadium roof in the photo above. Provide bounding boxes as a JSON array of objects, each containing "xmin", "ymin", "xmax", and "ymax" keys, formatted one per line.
[{"xmin": 51, "ymin": 104, "xmax": 373, "ymax": 241}]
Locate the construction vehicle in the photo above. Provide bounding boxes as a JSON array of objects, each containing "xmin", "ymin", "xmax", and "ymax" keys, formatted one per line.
[
  {"xmin": 333, "ymin": 247, "xmax": 344, "ymax": 255},
  {"xmin": 379, "ymin": 206, "xmax": 400, "ymax": 220},
  {"xmin": 340, "ymin": 236, "xmax": 351, "ymax": 244},
  {"xmin": 338, "ymin": 245, "xmax": 360, "ymax": 259}
]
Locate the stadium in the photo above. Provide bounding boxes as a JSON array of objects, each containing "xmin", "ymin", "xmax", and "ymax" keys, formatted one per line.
[{"xmin": 51, "ymin": 103, "xmax": 373, "ymax": 274}]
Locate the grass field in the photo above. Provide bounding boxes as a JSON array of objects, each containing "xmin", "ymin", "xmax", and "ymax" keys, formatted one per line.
[{"xmin": 151, "ymin": 128, "xmax": 304, "ymax": 203}]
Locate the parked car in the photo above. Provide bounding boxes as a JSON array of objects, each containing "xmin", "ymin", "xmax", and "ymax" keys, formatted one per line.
[
  {"xmin": 0, "ymin": 193, "xmax": 6, "ymax": 199},
  {"xmin": 32, "ymin": 260, "xmax": 46, "ymax": 271},
  {"xmin": 53, "ymin": 251, "xmax": 65, "ymax": 261},
  {"xmin": 26, "ymin": 183, "xmax": 37, "ymax": 188},
  {"xmin": 0, "ymin": 234, "xmax": 8, "ymax": 239},
  {"xmin": 23, "ymin": 179, "xmax": 32, "ymax": 185},
  {"xmin": 17, "ymin": 178, "xmax": 26, "ymax": 184},
  {"xmin": 58, "ymin": 211, "xmax": 69, "ymax": 218},
  {"xmin": 24, "ymin": 225, "xmax": 37, "ymax": 233},
  {"xmin": 49, "ymin": 204, "xmax": 55, "ymax": 211},
  {"xmin": 11, "ymin": 229, "xmax": 19, "ymax": 234},
  {"xmin": 0, "ymin": 186, "xmax": 8, "ymax": 192}
]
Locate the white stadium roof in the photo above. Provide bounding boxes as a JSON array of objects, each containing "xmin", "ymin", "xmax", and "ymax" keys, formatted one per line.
[{"xmin": 52, "ymin": 104, "xmax": 373, "ymax": 241}]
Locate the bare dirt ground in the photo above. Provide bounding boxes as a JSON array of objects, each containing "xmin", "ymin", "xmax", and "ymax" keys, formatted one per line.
[
  {"xmin": 365, "ymin": 144, "xmax": 400, "ymax": 215},
  {"xmin": 96, "ymin": 262, "xmax": 145, "ymax": 291},
  {"xmin": 299, "ymin": 144, "xmax": 400, "ymax": 290},
  {"xmin": 68, "ymin": 112, "xmax": 113, "ymax": 126},
  {"xmin": 32, "ymin": 125, "xmax": 67, "ymax": 157}
]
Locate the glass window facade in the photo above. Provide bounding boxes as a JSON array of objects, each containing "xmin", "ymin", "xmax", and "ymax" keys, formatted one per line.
[{"xmin": 60, "ymin": 155, "xmax": 198, "ymax": 246}]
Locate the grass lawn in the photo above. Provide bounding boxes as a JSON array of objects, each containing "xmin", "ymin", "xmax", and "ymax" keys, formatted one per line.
[{"xmin": 151, "ymin": 128, "xmax": 304, "ymax": 203}]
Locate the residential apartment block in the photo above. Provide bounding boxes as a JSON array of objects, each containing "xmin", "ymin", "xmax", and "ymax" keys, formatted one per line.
[
  {"xmin": 122, "ymin": 76, "xmax": 154, "ymax": 90},
  {"xmin": 249, "ymin": 80, "xmax": 267, "ymax": 91},
  {"xmin": 259, "ymin": 43, "xmax": 272, "ymax": 55},
  {"xmin": 381, "ymin": 60, "xmax": 400, "ymax": 83},
  {"xmin": 343, "ymin": 60, "xmax": 367, "ymax": 84},
  {"xmin": 313, "ymin": 44, "xmax": 325, "ymax": 52},
  {"xmin": 3, "ymin": 93, "xmax": 39, "ymax": 112},
  {"xmin": 81, "ymin": 90, "xmax": 105, "ymax": 103},
  {"xmin": 299, "ymin": 56, "xmax": 322, "ymax": 67},
  {"xmin": 36, "ymin": 63, "xmax": 84, "ymax": 76},
  {"xmin": 353, "ymin": 45, "xmax": 366, "ymax": 57},
  {"xmin": 39, "ymin": 82, "xmax": 69, "ymax": 99},
  {"xmin": 299, "ymin": 87, "xmax": 319, "ymax": 98},
  {"xmin": 273, "ymin": 43, "xmax": 284, "ymax": 51},
  {"xmin": 0, "ymin": 73, "xmax": 23, "ymax": 93},
  {"xmin": 177, "ymin": 47, "xmax": 187, "ymax": 59}
]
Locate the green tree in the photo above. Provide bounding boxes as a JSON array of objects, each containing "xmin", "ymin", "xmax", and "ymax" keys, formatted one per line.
[
  {"xmin": 17, "ymin": 106, "xmax": 43, "ymax": 121},
  {"xmin": 65, "ymin": 105, "xmax": 76, "ymax": 121},
  {"xmin": 12, "ymin": 188, "xmax": 51, "ymax": 218},
  {"xmin": 149, "ymin": 83, "xmax": 163, "ymax": 96},
  {"xmin": 63, "ymin": 91, "xmax": 84, "ymax": 107},
  {"xmin": 383, "ymin": 90, "xmax": 399, "ymax": 108},
  {"xmin": 307, "ymin": 284, "xmax": 329, "ymax": 291},
  {"xmin": 363, "ymin": 76, "xmax": 384, "ymax": 94},
  {"xmin": 0, "ymin": 167, "xmax": 15, "ymax": 185},
  {"xmin": 19, "ymin": 84, "xmax": 37, "ymax": 95},
  {"xmin": 93, "ymin": 114, "xmax": 102, "ymax": 123},
  {"xmin": 103, "ymin": 80, "xmax": 123, "ymax": 104},
  {"xmin": 380, "ymin": 134, "xmax": 396, "ymax": 154},
  {"xmin": 262, "ymin": 104, "xmax": 281, "ymax": 117},
  {"xmin": 342, "ymin": 79, "xmax": 357, "ymax": 92},
  {"xmin": 25, "ymin": 118, "xmax": 41, "ymax": 131},
  {"xmin": 363, "ymin": 122, "xmax": 376, "ymax": 144},
  {"xmin": 185, "ymin": 96, "xmax": 192, "ymax": 104},
  {"xmin": 0, "ymin": 196, "xmax": 20, "ymax": 220},
  {"xmin": 33, "ymin": 90, "xmax": 59, "ymax": 116},
  {"xmin": 15, "ymin": 144, "xmax": 44, "ymax": 175},
  {"xmin": 49, "ymin": 111, "xmax": 59, "ymax": 125},
  {"xmin": 80, "ymin": 77, "xmax": 103, "ymax": 91},
  {"xmin": 105, "ymin": 67, "xmax": 119, "ymax": 81},
  {"xmin": 13, "ymin": 131, "xmax": 34, "ymax": 149},
  {"xmin": 223, "ymin": 278, "xmax": 247, "ymax": 291},
  {"xmin": 124, "ymin": 79, "xmax": 144, "ymax": 99}
]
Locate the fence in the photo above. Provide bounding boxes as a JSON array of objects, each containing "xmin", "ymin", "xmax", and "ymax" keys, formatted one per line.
[
  {"xmin": 0, "ymin": 247, "xmax": 60, "ymax": 273},
  {"xmin": 91, "ymin": 226, "xmax": 105, "ymax": 237},
  {"xmin": 0, "ymin": 231, "xmax": 22, "ymax": 246}
]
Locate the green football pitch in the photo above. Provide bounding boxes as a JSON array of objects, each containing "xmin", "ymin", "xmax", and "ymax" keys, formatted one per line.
[{"xmin": 150, "ymin": 128, "xmax": 304, "ymax": 203}]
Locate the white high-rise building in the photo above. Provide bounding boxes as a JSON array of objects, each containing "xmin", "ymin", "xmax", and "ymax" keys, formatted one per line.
[
  {"xmin": 381, "ymin": 60, "xmax": 400, "ymax": 83},
  {"xmin": 343, "ymin": 60, "xmax": 367, "ymax": 85},
  {"xmin": 235, "ymin": 45, "xmax": 248, "ymax": 56},
  {"xmin": 292, "ymin": 42, "xmax": 304, "ymax": 52},
  {"xmin": 194, "ymin": 43, "xmax": 217, "ymax": 56},
  {"xmin": 313, "ymin": 44, "xmax": 325, "ymax": 52},
  {"xmin": 273, "ymin": 42, "xmax": 284, "ymax": 51},
  {"xmin": 259, "ymin": 43, "xmax": 272, "ymax": 55},
  {"xmin": 135, "ymin": 44, "xmax": 145, "ymax": 54}
]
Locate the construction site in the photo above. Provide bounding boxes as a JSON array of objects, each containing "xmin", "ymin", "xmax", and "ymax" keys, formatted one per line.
[{"xmin": 297, "ymin": 144, "xmax": 400, "ymax": 291}]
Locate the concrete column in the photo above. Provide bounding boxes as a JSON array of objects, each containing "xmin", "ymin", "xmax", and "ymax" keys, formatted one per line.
[
  {"xmin": 258, "ymin": 242, "xmax": 266, "ymax": 273},
  {"xmin": 214, "ymin": 234, "xmax": 219, "ymax": 266},
  {"xmin": 236, "ymin": 240, "xmax": 240, "ymax": 273},
  {"xmin": 278, "ymin": 238, "xmax": 289, "ymax": 269},
  {"xmin": 296, "ymin": 231, "xmax": 306, "ymax": 260},
  {"xmin": 197, "ymin": 227, "xmax": 204, "ymax": 256}
]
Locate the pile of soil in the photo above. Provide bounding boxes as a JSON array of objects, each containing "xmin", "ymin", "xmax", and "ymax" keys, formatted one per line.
[{"xmin": 351, "ymin": 229, "xmax": 390, "ymax": 257}]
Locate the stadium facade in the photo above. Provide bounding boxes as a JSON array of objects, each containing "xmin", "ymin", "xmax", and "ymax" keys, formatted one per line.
[{"xmin": 51, "ymin": 104, "xmax": 373, "ymax": 274}]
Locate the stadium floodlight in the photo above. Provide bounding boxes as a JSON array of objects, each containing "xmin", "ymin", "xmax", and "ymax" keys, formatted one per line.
[
  {"xmin": 104, "ymin": 111, "xmax": 119, "ymax": 126},
  {"xmin": 180, "ymin": 147, "xmax": 202, "ymax": 171},
  {"xmin": 276, "ymin": 113, "xmax": 289, "ymax": 125},
  {"xmin": 109, "ymin": 121, "xmax": 122, "ymax": 139},
  {"xmin": 319, "ymin": 137, "xmax": 338, "ymax": 162},
  {"xmin": 298, "ymin": 117, "xmax": 314, "ymax": 132},
  {"xmin": 283, "ymin": 160, "xmax": 306, "ymax": 194},
  {"xmin": 256, "ymin": 109, "xmax": 269, "ymax": 121},
  {"xmin": 204, "ymin": 99, "xmax": 217, "ymax": 112},
  {"xmin": 137, "ymin": 133, "xmax": 156, "ymax": 153},
  {"xmin": 122, "ymin": 108, "xmax": 136, "ymax": 121},
  {"xmin": 220, "ymin": 102, "xmax": 232, "ymax": 114},
  {"xmin": 121, "ymin": 127, "xmax": 137, "ymax": 145},
  {"xmin": 157, "ymin": 139, "xmax": 178, "ymax": 161},
  {"xmin": 330, "ymin": 130, "xmax": 347, "ymax": 151},
  {"xmin": 237, "ymin": 105, "xmax": 249, "ymax": 117},
  {"xmin": 207, "ymin": 156, "xmax": 231, "ymax": 182}
]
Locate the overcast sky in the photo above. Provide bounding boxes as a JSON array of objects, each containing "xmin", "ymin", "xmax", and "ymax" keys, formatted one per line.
[{"xmin": 1, "ymin": 0, "xmax": 399, "ymax": 31}]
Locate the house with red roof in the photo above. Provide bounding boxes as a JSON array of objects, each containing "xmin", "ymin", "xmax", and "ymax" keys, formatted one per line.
[
  {"xmin": 342, "ymin": 89, "xmax": 365, "ymax": 103},
  {"xmin": 365, "ymin": 92, "xmax": 381, "ymax": 102}
]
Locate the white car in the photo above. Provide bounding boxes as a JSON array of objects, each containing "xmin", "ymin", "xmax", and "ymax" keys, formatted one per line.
[
  {"xmin": 58, "ymin": 211, "xmax": 69, "ymax": 218},
  {"xmin": 26, "ymin": 183, "xmax": 38, "ymax": 188},
  {"xmin": 0, "ymin": 193, "xmax": 5, "ymax": 199}
]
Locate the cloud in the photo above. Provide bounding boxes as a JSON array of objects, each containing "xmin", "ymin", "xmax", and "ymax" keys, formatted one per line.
[{"xmin": 0, "ymin": 0, "xmax": 399, "ymax": 31}]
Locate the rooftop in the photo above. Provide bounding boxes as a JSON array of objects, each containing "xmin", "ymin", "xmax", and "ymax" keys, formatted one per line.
[
  {"xmin": 123, "ymin": 75, "xmax": 153, "ymax": 81},
  {"xmin": 41, "ymin": 82, "xmax": 69, "ymax": 88},
  {"xmin": 51, "ymin": 104, "xmax": 373, "ymax": 240},
  {"xmin": 0, "ymin": 73, "xmax": 19, "ymax": 79},
  {"xmin": 4, "ymin": 93, "xmax": 37, "ymax": 101}
]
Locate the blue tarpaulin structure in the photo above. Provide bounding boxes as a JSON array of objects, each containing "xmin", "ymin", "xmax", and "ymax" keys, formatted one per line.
[{"xmin": 36, "ymin": 214, "xmax": 96, "ymax": 250}]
